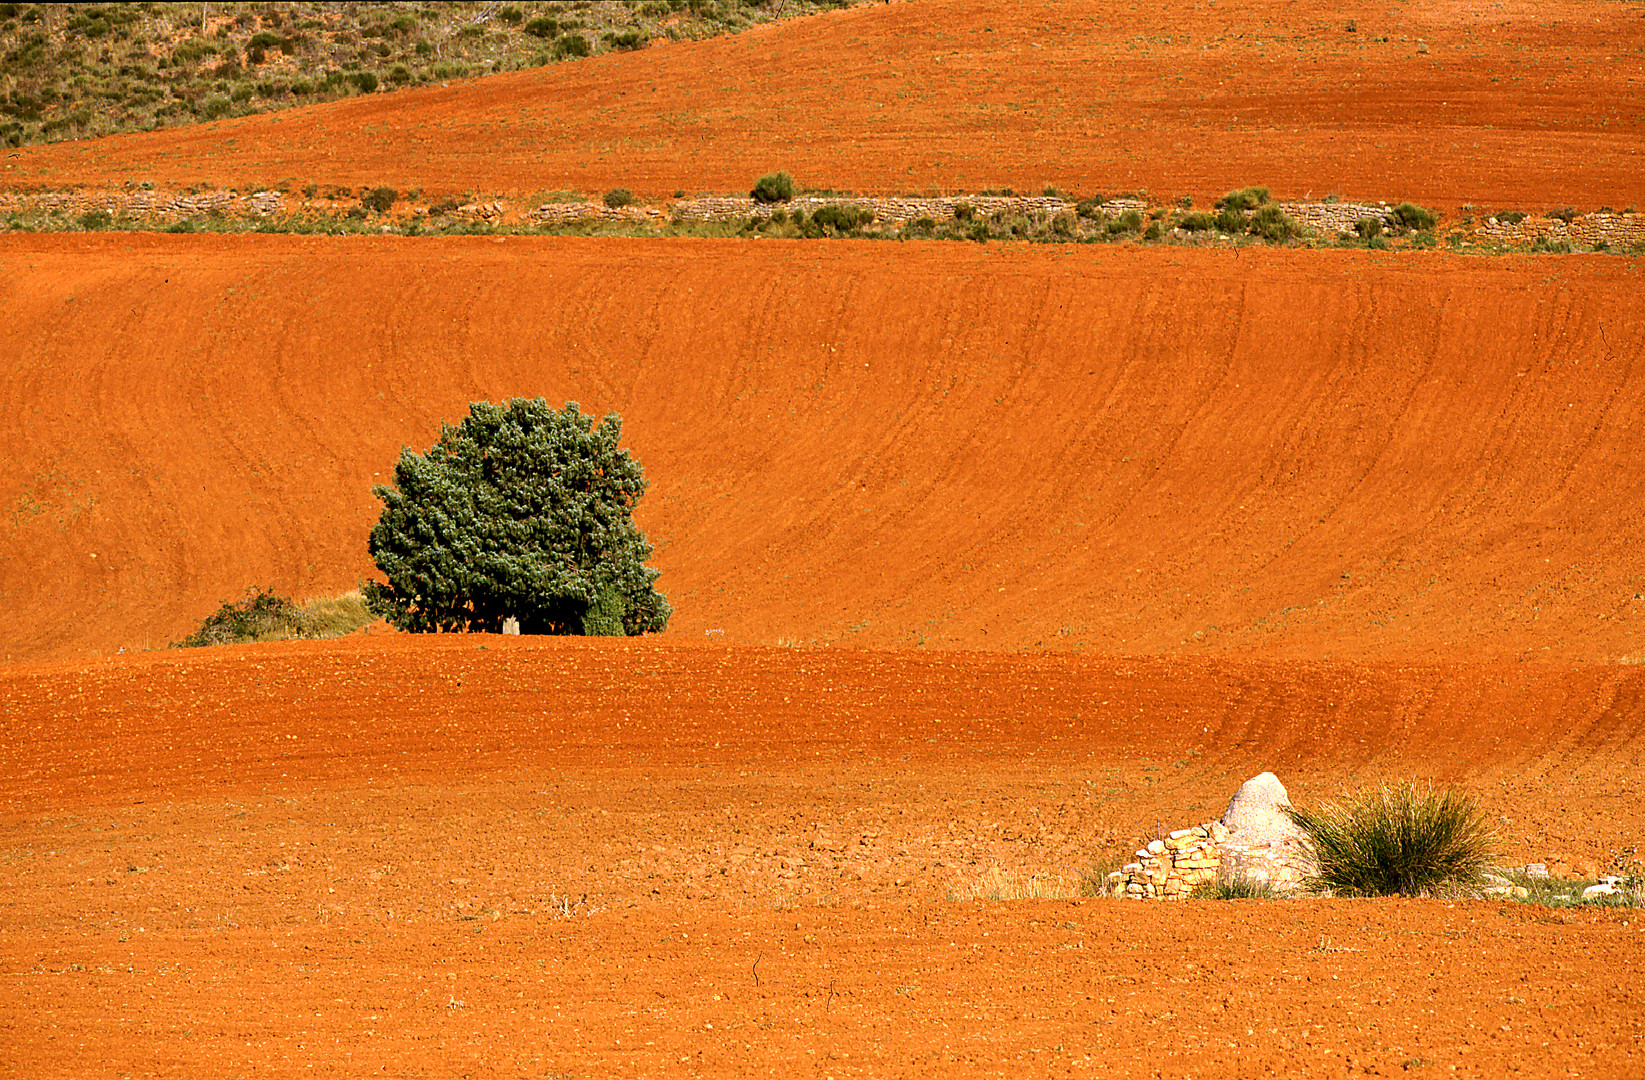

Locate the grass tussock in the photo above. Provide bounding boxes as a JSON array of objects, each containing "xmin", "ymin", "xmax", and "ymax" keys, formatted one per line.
[
  {"xmin": 173, "ymin": 587, "xmax": 373, "ymax": 648},
  {"xmin": 1286, "ymin": 781, "xmax": 1497, "ymax": 897}
]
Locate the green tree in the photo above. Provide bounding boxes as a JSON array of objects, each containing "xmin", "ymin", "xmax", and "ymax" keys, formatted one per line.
[{"xmin": 363, "ymin": 399, "xmax": 670, "ymax": 636}]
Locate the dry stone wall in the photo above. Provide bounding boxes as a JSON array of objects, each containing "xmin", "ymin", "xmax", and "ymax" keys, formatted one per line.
[{"xmin": 2, "ymin": 186, "xmax": 1639, "ymax": 249}]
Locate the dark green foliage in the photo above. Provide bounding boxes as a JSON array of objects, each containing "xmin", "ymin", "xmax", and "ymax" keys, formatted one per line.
[
  {"xmin": 1105, "ymin": 208, "xmax": 1142, "ymax": 234},
  {"xmin": 349, "ymin": 70, "xmax": 379, "ymax": 93},
  {"xmin": 1074, "ymin": 197, "xmax": 1104, "ymax": 220},
  {"xmin": 750, "ymin": 170, "xmax": 795, "ymax": 204},
  {"xmin": 607, "ymin": 29, "xmax": 648, "ymax": 50},
  {"xmin": 499, "ymin": 7, "xmax": 525, "ymax": 26},
  {"xmin": 78, "ymin": 208, "xmax": 112, "ymax": 230},
  {"xmin": 364, "ymin": 399, "xmax": 670, "ymax": 637},
  {"xmin": 361, "ymin": 186, "xmax": 398, "ymax": 213},
  {"xmin": 553, "ymin": 34, "xmax": 590, "ymax": 58},
  {"xmin": 1215, "ymin": 186, "xmax": 1270, "ymax": 212},
  {"xmin": 1176, "ymin": 210, "xmax": 1214, "ymax": 232},
  {"xmin": 1498, "ymin": 210, "xmax": 1528, "ymax": 225},
  {"xmin": 1391, "ymin": 202, "xmax": 1437, "ymax": 231},
  {"xmin": 1548, "ymin": 206, "xmax": 1577, "ymax": 223},
  {"xmin": 1213, "ymin": 206, "xmax": 1246, "ymax": 233},
  {"xmin": 811, "ymin": 202, "xmax": 873, "ymax": 232},
  {"xmin": 1248, "ymin": 202, "xmax": 1300, "ymax": 241},
  {"xmin": 524, "ymin": 16, "xmax": 560, "ymax": 38},
  {"xmin": 952, "ymin": 201, "xmax": 976, "ymax": 222},
  {"xmin": 1286, "ymin": 782, "xmax": 1497, "ymax": 897},
  {"xmin": 174, "ymin": 587, "xmax": 303, "ymax": 648},
  {"xmin": 388, "ymin": 63, "xmax": 412, "ymax": 84},
  {"xmin": 1355, "ymin": 216, "xmax": 1383, "ymax": 239},
  {"xmin": 603, "ymin": 188, "xmax": 634, "ymax": 208}
]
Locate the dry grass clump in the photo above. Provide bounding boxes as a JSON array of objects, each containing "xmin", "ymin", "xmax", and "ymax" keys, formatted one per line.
[{"xmin": 948, "ymin": 867, "xmax": 1080, "ymax": 902}]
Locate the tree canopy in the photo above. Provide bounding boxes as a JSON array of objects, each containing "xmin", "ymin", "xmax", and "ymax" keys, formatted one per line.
[{"xmin": 363, "ymin": 399, "xmax": 670, "ymax": 636}]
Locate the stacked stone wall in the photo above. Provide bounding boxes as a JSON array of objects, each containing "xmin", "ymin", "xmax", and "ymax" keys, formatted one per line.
[{"xmin": 1107, "ymin": 822, "xmax": 1228, "ymax": 900}]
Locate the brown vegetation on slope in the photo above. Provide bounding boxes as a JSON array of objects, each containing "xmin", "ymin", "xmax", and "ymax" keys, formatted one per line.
[{"xmin": 5, "ymin": 0, "xmax": 1643, "ymax": 212}]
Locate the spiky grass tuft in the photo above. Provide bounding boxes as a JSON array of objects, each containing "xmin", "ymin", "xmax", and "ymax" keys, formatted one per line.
[{"xmin": 1286, "ymin": 782, "xmax": 1497, "ymax": 897}]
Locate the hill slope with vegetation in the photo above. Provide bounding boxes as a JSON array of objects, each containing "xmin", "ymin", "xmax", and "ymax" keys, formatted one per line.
[{"xmin": 0, "ymin": 0, "xmax": 857, "ymax": 149}]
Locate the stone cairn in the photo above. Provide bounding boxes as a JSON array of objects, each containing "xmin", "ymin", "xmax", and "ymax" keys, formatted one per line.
[{"xmin": 1106, "ymin": 772, "xmax": 1316, "ymax": 900}]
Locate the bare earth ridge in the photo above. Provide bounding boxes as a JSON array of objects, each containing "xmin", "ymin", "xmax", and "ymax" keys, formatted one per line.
[{"xmin": 2, "ymin": 1, "xmax": 1645, "ymax": 1076}]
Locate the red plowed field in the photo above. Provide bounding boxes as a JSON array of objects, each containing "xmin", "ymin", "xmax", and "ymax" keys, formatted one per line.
[
  {"xmin": 4, "ymin": 234, "xmax": 1644, "ymax": 666},
  {"xmin": 2, "ymin": 637, "xmax": 1643, "ymax": 1077},
  {"xmin": 5, "ymin": 2, "xmax": 1645, "ymax": 1073},
  {"xmin": 5, "ymin": 0, "xmax": 1644, "ymax": 210}
]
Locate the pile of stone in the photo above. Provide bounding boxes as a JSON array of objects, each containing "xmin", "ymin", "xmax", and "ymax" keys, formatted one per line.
[{"xmin": 1105, "ymin": 772, "xmax": 1316, "ymax": 900}]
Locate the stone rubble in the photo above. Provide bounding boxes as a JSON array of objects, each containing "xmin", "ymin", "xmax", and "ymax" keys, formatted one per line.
[{"xmin": 1105, "ymin": 771, "xmax": 1316, "ymax": 900}]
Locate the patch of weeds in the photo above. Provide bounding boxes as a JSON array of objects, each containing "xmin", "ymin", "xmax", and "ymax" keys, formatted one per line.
[
  {"xmin": 360, "ymin": 186, "xmax": 398, "ymax": 214},
  {"xmin": 1192, "ymin": 871, "xmax": 1279, "ymax": 900},
  {"xmin": 950, "ymin": 867, "xmax": 1078, "ymax": 902},
  {"xmin": 603, "ymin": 188, "xmax": 634, "ymax": 209},
  {"xmin": 172, "ymin": 588, "xmax": 374, "ymax": 648}
]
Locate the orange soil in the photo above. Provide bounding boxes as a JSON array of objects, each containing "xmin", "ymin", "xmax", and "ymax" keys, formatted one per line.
[
  {"xmin": 4, "ymin": 5, "xmax": 1645, "ymax": 1074},
  {"xmin": 4, "ymin": 0, "xmax": 1644, "ymax": 212},
  {"xmin": 2, "ymin": 636, "xmax": 1643, "ymax": 1077},
  {"xmin": 3, "ymin": 233, "xmax": 1644, "ymax": 666}
]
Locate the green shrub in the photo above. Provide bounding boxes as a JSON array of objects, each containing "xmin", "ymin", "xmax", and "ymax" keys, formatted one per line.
[
  {"xmin": 912, "ymin": 215, "xmax": 937, "ymax": 230},
  {"xmin": 1367, "ymin": 235, "xmax": 1390, "ymax": 251},
  {"xmin": 811, "ymin": 202, "xmax": 873, "ymax": 232},
  {"xmin": 200, "ymin": 95, "xmax": 231, "ymax": 120},
  {"xmin": 607, "ymin": 30, "xmax": 648, "ymax": 51},
  {"xmin": 553, "ymin": 34, "xmax": 590, "ymax": 59},
  {"xmin": 78, "ymin": 208, "xmax": 112, "ymax": 230},
  {"xmin": 388, "ymin": 63, "xmax": 412, "ymax": 84},
  {"xmin": 524, "ymin": 16, "xmax": 560, "ymax": 38},
  {"xmin": 953, "ymin": 200, "xmax": 976, "ymax": 222},
  {"xmin": 363, "ymin": 399, "xmax": 670, "ymax": 636},
  {"xmin": 1105, "ymin": 208, "xmax": 1143, "ymax": 234},
  {"xmin": 750, "ymin": 170, "xmax": 794, "ymax": 204},
  {"xmin": 1286, "ymin": 782, "xmax": 1497, "ymax": 897},
  {"xmin": 1176, "ymin": 210, "xmax": 1214, "ymax": 232},
  {"xmin": 1548, "ymin": 206, "xmax": 1577, "ymax": 223},
  {"xmin": 349, "ymin": 70, "xmax": 379, "ymax": 93},
  {"xmin": 1215, "ymin": 186, "xmax": 1270, "ymax": 212},
  {"xmin": 1392, "ymin": 202, "xmax": 1437, "ymax": 231},
  {"xmin": 1498, "ymin": 210, "xmax": 1528, "ymax": 225},
  {"xmin": 361, "ymin": 186, "xmax": 398, "ymax": 213},
  {"xmin": 1213, "ymin": 207, "xmax": 1246, "ymax": 233},
  {"xmin": 1355, "ymin": 217, "xmax": 1383, "ymax": 239},
  {"xmin": 499, "ymin": 6, "xmax": 525, "ymax": 25},
  {"xmin": 1248, "ymin": 203, "xmax": 1300, "ymax": 241},
  {"xmin": 603, "ymin": 188, "xmax": 634, "ymax": 208},
  {"xmin": 1074, "ymin": 197, "xmax": 1104, "ymax": 220}
]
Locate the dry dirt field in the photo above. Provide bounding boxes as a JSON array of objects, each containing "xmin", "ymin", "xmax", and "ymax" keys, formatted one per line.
[
  {"xmin": 5, "ymin": 0, "xmax": 1644, "ymax": 212},
  {"xmin": 3, "ymin": 1, "xmax": 1645, "ymax": 1076}
]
